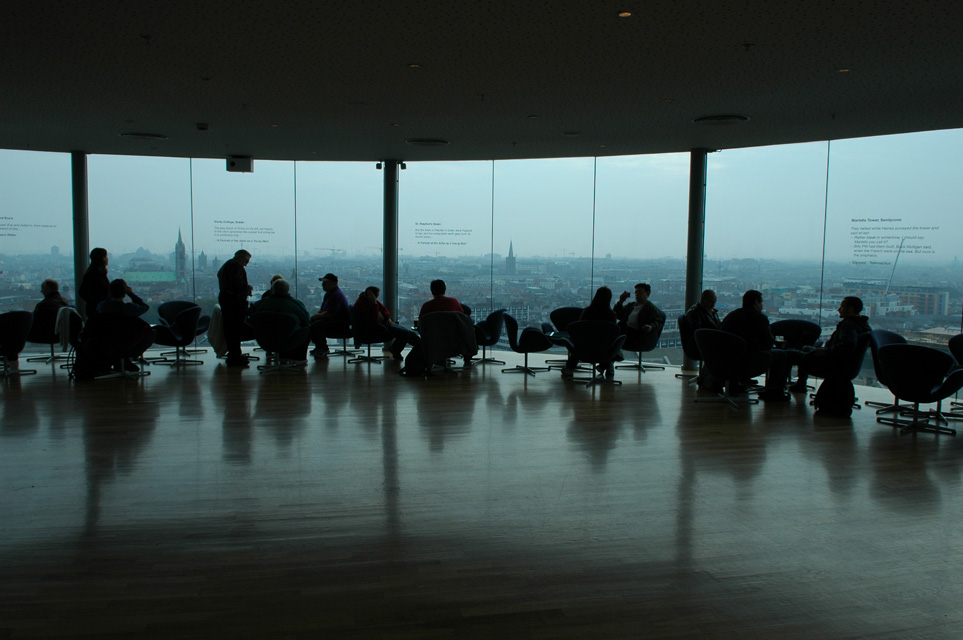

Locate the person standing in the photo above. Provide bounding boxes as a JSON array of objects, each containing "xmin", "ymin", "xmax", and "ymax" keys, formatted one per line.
[
  {"xmin": 79, "ymin": 247, "xmax": 110, "ymax": 321},
  {"xmin": 217, "ymin": 249, "xmax": 253, "ymax": 367}
]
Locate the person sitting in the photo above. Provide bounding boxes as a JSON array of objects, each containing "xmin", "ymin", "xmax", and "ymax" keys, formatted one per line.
[
  {"xmin": 418, "ymin": 279, "xmax": 469, "ymax": 318},
  {"xmin": 562, "ymin": 286, "xmax": 620, "ymax": 379},
  {"xmin": 719, "ymin": 289, "xmax": 789, "ymax": 401},
  {"xmin": 77, "ymin": 279, "xmax": 154, "ymax": 375},
  {"xmin": 251, "ymin": 279, "xmax": 311, "ymax": 363},
  {"xmin": 614, "ymin": 283, "xmax": 665, "ymax": 342},
  {"xmin": 684, "ymin": 289, "xmax": 721, "ymax": 333},
  {"xmin": 250, "ymin": 274, "xmax": 286, "ymax": 312},
  {"xmin": 28, "ymin": 279, "xmax": 71, "ymax": 344},
  {"xmin": 789, "ymin": 296, "xmax": 871, "ymax": 392},
  {"xmin": 353, "ymin": 286, "xmax": 421, "ymax": 361},
  {"xmin": 309, "ymin": 273, "xmax": 351, "ymax": 358}
]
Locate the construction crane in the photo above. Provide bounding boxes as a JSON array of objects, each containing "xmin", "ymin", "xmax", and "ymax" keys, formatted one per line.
[{"xmin": 315, "ymin": 247, "xmax": 345, "ymax": 256}]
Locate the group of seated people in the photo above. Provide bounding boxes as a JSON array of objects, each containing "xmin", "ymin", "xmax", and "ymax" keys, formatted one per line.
[
  {"xmin": 243, "ymin": 275, "xmax": 473, "ymax": 371},
  {"xmin": 687, "ymin": 288, "xmax": 872, "ymax": 401}
]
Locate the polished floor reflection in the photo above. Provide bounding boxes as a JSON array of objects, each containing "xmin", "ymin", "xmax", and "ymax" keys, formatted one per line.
[{"xmin": 3, "ymin": 350, "xmax": 963, "ymax": 639}]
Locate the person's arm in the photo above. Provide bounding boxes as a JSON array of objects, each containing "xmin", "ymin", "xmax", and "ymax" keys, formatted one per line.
[{"xmin": 127, "ymin": 291, "xmax": 149, "ymax": 316}]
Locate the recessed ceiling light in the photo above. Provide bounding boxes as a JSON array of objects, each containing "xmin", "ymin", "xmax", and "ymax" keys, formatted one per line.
[
  {"xmin": 663, "ymin": 99, "xmax": 673, "ymax": 104},
  {"xmin": 119, "ymin": 132, "xmax": 168, "ymax": 140},
  {"xmin": 271, "ymin": 124, "xmax": 279, "ymax": 128},
  {"xmin": 599, "ymin": 144, "xmax": 607, "ymax": 148},
  {"xmin": 406, "ymin": 138, "xmax": 449, "ymax": 147},
  {"xmin": 838, "ymin": 68, "xmax": 851, "ymax": 73},
  {"xmin": 562, "ymin": 131, "xmax": 581, "ymax": 137},
  {"xmin": 528, "ymin": 114, "xmax": 539, "ymax": 119},
  {"xmin": 693, "ymin": 114, "xmax": 749, "ymax": 125},
  {"xmin": 407, "ymin": 63, "xmax": 421, "ymax": 68},
  {"xmin": 618, "ymin": 11, "xmax": 632, "ymax": 18},
  {"xmin": 390, "ymin": 122, "xmax": 401, "ymax": 127}
]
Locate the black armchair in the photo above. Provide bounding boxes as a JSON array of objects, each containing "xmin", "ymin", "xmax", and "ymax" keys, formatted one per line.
[
  {"xmin": 675, "ymin": 314, "xmax": 700, "ymax": 382},
  {"xmin": 865, "ymin": 329, "xmax": 910, "ymax": 416},
  {"xmin": 566, "ymin": 321, "xmax": 627, "ymax": 386},
  {"xmin": 471, "ymin": 308, "xmax": 507, "ymax": 366},
  {"xmin": 350, "ymin": 322, "xmax": 392, "ymax": 364},
  {"xmin": 249, "ymin": 312, "xmax": 310, "ymax": 373},
  {"xmin": 693, "ymin": 328, "xmax": 771, "ymax": 408},
  {"xmin": 542, "ymin": 306, "xmax": 584, "ymax": 368},
  {"xmin": 770, "ymin": 319, "xmax": 822, "ymax": 350},
  {"xmin": 617, "ymin": 309, "xmax": 666, "ymax": 372},
  {"xmin": 0, "ymin": 311, "xmax": 38, "ymax": 378},
  {"xmin": 877, "ymin": 343, "xmax": 963, "ymax": 435},
  {"xmin": 151, "ymin": 304, "xmax": 204, "ymax": 366},
  {"xmin": 502, "ymin": 313, "xmax": 554, "ymax": 376},
  {"xmin": 27, "ymin": 306, "xmax": 82, "ymax": 365}
]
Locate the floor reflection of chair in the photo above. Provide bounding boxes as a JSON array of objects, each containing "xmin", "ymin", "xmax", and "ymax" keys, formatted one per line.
[
  {"xmin": 501, "ymin": 314, "xmax": 553, "ymax": 376},
  {"xmin": 566, "ymin": 320, "xmax": 626, "ymax": 386},
  {"xmin": 877, "ymin": 343, "xmax": 963, "ymax": 435}
]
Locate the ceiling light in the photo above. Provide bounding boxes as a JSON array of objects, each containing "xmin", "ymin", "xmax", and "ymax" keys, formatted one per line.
[
  {"xmin": 406, "ymin": 138, "xmax": 449, "ymax": 147},
  {"xmin": 119, "ymin": 132, "xmax": 168, "ymax": 140},
  {"xmin": 407, "ymin": 63, "xmax": 421, "ymax": 68},
  {"xmin": 618, "ymin": 11, "xmax": 632, "ymax": 18},
  {"xmin": 528, "ymin": 115, "xmax": 539, "ymax": 119},
  {"xmin": 562, "ymin": 131, "xmax": 581, "ymax": 137},
  {"xmin": 693, "ymin": 115, "xmax": 749, "ymax": 126},
  {"xmin": 838, "ymin": 68, "xmax": 851, "ymax": 73}
]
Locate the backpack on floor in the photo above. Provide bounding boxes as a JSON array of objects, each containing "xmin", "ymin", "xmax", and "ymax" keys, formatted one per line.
[
  {"xmin": 812, "ymin": 377, "xmax": 855, "ymax": 417},
  {"xmin": 399, "ymin": 347, "xmax": 427, "ymax": 377}
]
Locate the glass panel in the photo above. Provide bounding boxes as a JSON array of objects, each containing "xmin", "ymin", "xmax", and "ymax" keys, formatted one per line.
[
  {"xmin": 492, "ymin": 158, "xmax": 595, "ymax": 335},
  {"xmin": 294, "ymin": 161, "xmax": 384, "ymax": 316},
  {"xmin": 826, "ymin": 129, "xmax": 963, "ymax": 352},
  {"xmin": 0, "ymin": 150, "xmax": 73, "ymax": 314},
  {"xmin": 398, "ymin": 161, "xmax": 494, "ymax": 325},
  {"xmin": 705, "ymin": 143, "xmax": 829, "ymax": 324},
  {"xmin": 594, "ymin": 153, "xmax": 690, "ymax": 364},
  {"xmin": 88, "ymin": 155, "xmax": 192, "ymax": 324},
  {"xmin": 190, "ymin": 159, "xmax": 297, "ymax": 319}
]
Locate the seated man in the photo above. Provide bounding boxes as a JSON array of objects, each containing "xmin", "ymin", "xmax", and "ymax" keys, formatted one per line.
[
  {"xmin": 719, "ymin": 289, "xmax": 789, "ymax": 401},
  {"xmin": 252, "ymin": 279, "xmax": 311, "ymax": 362},
  {"xmin": 789, "ymin": 296, "xmax": 871, "ymax": 392},
  {"xmin": 418, "ymin": 279, "xmax": 472, "ymax": 365},
  {"xmin": 418, "ymin": 279, "xmax": 468, "ymax": 318},
  {"xmin": 353, "ymin": 286, "xmax": 421, "ymax": 361},
  {"xmin": 309, "ymin": 272, "xmax": 350, "ymax": 358},
  {"xmin": 27, "ymin": 278, "xmax": 71, "ymax": 344},
  {"xmin": 78, "ymin": 279, "xmax": 154, "ymax": 374},
  {"xmin": 684, "ymin": 289, "xmax": 721, "ymax": 334},
  {"xmin": 614, "ymin": 283, "xmax": 664, "ymax": 343}
]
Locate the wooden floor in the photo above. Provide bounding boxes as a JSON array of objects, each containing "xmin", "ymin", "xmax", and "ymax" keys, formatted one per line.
[{"xmin": 3, "ymin": 349, "xmax": 963, "ymax": 639}]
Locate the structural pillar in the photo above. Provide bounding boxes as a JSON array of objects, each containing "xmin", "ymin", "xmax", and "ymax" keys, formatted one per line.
[
  {"xmin": 684, "ymin": 148, "xmax": 708, "ymax": 370},
  {"xmin": 383, "ymin": 160, "xmax": 400, "ymax": 318},
  {"xmin": 71, "ymin": 152, "xmax": 89, "ymax": 318}
]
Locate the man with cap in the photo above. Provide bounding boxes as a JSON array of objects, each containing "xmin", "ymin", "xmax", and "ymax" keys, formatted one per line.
[{"xmin": 309, "ymin": 273, "xmax": 350, "ymax": 358}]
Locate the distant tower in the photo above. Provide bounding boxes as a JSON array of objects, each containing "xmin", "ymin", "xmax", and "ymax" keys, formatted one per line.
[
  {"xmin": 174, "ymin": 229, "xmax": 187, "ymax": 283},
  {"xmin": 198, "ymin": 251, "xmax": 208, "ymax": 271},
  {"xmin": 51, "ymin": 245, "xmax": 59, "ymax": 256},
  {"xmin": 506, "ymin": 241, "xmax": 516, "ymax": 275}
]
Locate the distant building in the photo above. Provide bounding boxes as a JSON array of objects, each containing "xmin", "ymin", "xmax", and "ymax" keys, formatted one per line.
[
  {"xmin": 51, "ymin": 245, "xmax": 59, "ymax": 256},
  {"xmin": 844, "ymin": 281, "xmax": 950, "ymax": 316},
  {"xmin": 174, "ymin": 229, "xmax": 187, "ymax": 284},
  {"xmin": 197, "ymin": 251, "xmax": 208, "ymax": 271},
  {"xmin": 505, "ymin": 242, "xmax": 516, "ymax": 275}
]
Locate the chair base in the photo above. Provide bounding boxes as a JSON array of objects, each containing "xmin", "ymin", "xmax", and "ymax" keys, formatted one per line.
[
  {"xmin": 94, "ymin": 360, "xmax": 151, "ymax": 380},
  {"xmin": 327, "ymin": 337, "xmax": 363, "ymax": 358},
  {"xmin": 572, "ymin": 370, "xmax": 621, "ymax": 386},
  {"xmin": 695, "ymin": 386, "xmax": 759, "ymax": 408},
  {"xmin": 150, "ymin": 346, "xmax": 204, "ymax": 367},
  {"xmin": 257, "ymin": 353, "xmax": 305, "ymax": 374},
  {"xmin": 1, "ymin": 361, "xmax": 38, "ymax": 378},
  {"xmin": 348, "ymin": 343, "xmax": 388, "ymax": 364},
  {"xmin": 878, "ymin": 402, "xmax": 957, "ymax": 436},
  {"xmin": 26, "ymin": 344, "xmax": 69, "ymax": 364},
  {"xmin": 468, "ymin": 345, "xmax": 505, "ymax": 366},
  {"xmin": 617, "ymin": 351, "xmax": 666, "ymax": 372}
]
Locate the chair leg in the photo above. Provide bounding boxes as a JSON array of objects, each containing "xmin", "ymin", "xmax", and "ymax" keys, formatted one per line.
[
  {"xmin": 95, "ymin": 358, "xmax": 151, "ymax": 380},
  {"xmin": 501, "ymin": 353, "xmax": 549, "ymax": 376},
  {"xmin": 152, "ymin": 345, "xmax": 204, "ymax": 366},
  {"xmin": 617, "ymin": 350, "xmax": 666, "ymax": 372},
  {"xmin": 1, "ymin": 358, "xmax": 38, "ymax": 378},
  {"xmin": 349, "ymin": 343, "xmax": 386, "ymax": 364},
  {"xmin": 470, "ymin": 344, "xmax": 506, "ymax": 366},
  {"xmin": 695, "ymin": 381, "xmax": 758, "ymax": 408},
  {"xmin": 329, "ymin": 337, "xmax": 362, "ymax": 358}
]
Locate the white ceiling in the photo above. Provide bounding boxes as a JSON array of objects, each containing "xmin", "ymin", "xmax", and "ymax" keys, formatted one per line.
[{"xmin": 4, "ymin": 0, "xmax": 963, "ymax": 162}]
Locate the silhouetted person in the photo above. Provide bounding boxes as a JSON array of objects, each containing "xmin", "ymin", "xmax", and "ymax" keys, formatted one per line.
[
  {"xmin": 217, "ymin": 249, "xmax": 253, "ymax": 367},
  {"xmin": 79, "ymin": 247, "xmax": 109, "ymax": 320},
  {"xmin": 309, "ymin": 272, "xmax": 350, "ymax": 358}
]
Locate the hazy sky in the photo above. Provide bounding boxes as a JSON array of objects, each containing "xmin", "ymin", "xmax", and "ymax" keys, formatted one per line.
[{"xmin": 2, "ymin": 128, "xmax": 961, "ymax": 268}]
